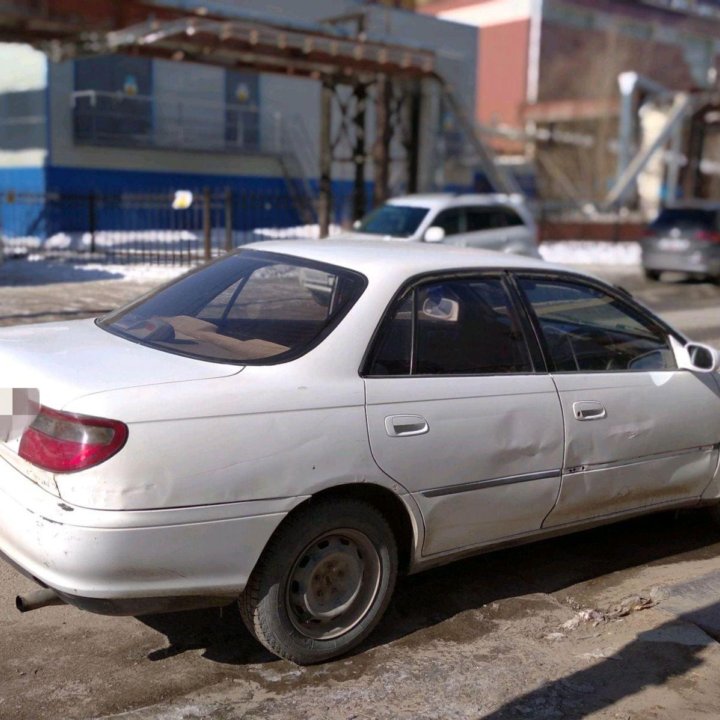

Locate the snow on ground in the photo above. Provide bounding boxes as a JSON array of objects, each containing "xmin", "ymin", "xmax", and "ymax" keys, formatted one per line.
[
  {"xmin": 54, "ymin": 262, "xmax": 191, "ymax": 282},
  {"xmin": 539, "ymin": 240, "xmax": 641, "ymax": 266},
  {"xmin": 5, "ymin": 230, "xmax": 219, "ymax": 255},
  {"xmin": 0, "ymin": 238, "xmax": 642, "ymax": 288}
]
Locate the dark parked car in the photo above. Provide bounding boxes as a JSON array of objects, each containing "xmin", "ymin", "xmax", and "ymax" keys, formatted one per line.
[{"xmin": 642, "ymin": 203, "xmax": 720, "ymax": 282}]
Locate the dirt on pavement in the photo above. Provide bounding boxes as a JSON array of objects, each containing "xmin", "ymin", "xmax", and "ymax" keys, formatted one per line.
[{"xmin": 4, "ymin": 511, "xmax": 720, "ymax": 719}]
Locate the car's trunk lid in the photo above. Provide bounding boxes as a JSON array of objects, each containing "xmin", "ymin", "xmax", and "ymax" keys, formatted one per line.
[{"xmin": 0, "ymin": 318, "xmax": 242, "ymax": 414}]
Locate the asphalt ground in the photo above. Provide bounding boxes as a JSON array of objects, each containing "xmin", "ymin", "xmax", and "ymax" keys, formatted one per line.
[{"xmin": 1, "ymin": 259, "xmax": 720, "ymax": 719}]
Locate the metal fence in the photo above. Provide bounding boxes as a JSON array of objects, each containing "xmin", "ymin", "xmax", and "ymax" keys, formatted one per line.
[{"xmin": 0, "ymin": 187, "xmax": 349, "ymax": 265}]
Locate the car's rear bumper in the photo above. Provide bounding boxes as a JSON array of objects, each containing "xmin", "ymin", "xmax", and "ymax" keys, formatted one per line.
[
  {"xmin": 642, "ymin": 246, "xmax": 720, "ymax": 276},
  {"xmin": 0, "ymin": 453, "xmax": 300, "ymax": 614}
]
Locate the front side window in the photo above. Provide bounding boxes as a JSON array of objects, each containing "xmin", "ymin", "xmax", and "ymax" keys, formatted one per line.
[
  {"xmin": 356, "ymin": 204, "xmax": 429, "ymax": 237},
  {"xmin": 366, "ymin": 276, "xmax": 532, "ymax": 376},
  {"xmin": 99, "ymin": 251, "xmax": 365, "ymax": 364},
  {"xmin": 518, "ymin": 277, "xmax": 676, "ymax": 372},
  {"xmin": 432, "ymin": 208, "xmax": 463, "ymax": 236}
]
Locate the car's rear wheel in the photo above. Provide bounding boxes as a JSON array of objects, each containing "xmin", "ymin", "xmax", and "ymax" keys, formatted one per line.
[
  {"xmin": 239, "ymin": 497, "xmax": 398, "ymax": 664},
  {"xmin": 644, "ymin": 269, "xmax": 661, "ymax": 281}
]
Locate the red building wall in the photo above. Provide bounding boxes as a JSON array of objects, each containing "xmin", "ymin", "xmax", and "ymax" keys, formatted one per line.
[
  {"xmin": 477, "ymin": 20, "xmax": 529, "ymax": 128},
  {"xmin": 421, "ymin": 0, "xmax": 531, "ymax": 134}
]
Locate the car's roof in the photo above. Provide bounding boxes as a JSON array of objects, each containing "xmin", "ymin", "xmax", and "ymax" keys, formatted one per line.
[
  {"xmin": 386, "ymin": 193, "xmax": 528, "ymax": 210},
  {"xmin": 245, "ymin": 239, "xmax": 578, "ymax": 280}
]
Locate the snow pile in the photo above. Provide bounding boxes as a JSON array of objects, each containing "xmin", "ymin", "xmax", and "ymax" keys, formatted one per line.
[
  {"xmin": 69, "ymin": 263, "xmax": 190, "ymax": 282},
  {"xmin": 2, "ymin": 256, "xmax": 191, "ymax": 285},
  {"xmin": 3, "ymin": 225, "xmax": 344, "ymax": 255},
  {"xmin": 539, "ymin": 241, "xmax": 641, "ymax": 266},
  {"xmin": 252, "ymin": 223, "xmax": 344, "ymax": 239},
  {"xmin": 2, "ymin": 236, "xmax": 42, "ymax": 256},
  {"xmin": 87, "ymin": 230, "xmax": 199, "ymax": 248}
]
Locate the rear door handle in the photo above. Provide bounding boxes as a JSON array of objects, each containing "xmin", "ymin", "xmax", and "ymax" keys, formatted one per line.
[
  {"xmin": 572, "ymin": 401, "xmax": 607, "ymax": 421},
  {"xmin": 385, "ymin": 415, "xmax": 429, "ymax": 437}
]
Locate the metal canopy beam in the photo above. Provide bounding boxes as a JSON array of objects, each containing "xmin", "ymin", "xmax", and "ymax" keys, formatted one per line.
[
  {"xmin": 106, "ymin": 19, "xmax": 435, "ymax": 79},
  {"xmin": 5, "ymin": 10, "xmax": 437, "ymax": 81}
]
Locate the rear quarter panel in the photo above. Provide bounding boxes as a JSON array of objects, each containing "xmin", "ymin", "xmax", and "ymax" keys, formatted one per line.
[{"xmin": 57, "ymin": 368, "xmax": 405, "ymax": 511}]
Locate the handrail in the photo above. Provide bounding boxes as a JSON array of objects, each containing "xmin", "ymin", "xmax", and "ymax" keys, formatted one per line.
[{"xmin": 70, "ymin": 89, "xmax": 261, "ymax": 115}]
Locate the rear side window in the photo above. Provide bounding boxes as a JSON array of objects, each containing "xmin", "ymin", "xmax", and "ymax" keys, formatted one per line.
[
  {"xmin": 99, "ymin": 250, "xmax": 366, "ymax": 365},
  {"xmin": 518, "ymin": 277, "xmax": 676, "ymax": 372},
  {"xmin": 464, "ymin": 206, "xmax": 524, "ymax": 232},
  {"xmin": 366, "ymin": 276, "xmax": 532, "ymax": 376},
  {"xmin": 501, "ymin": 208, "xmax": 525, "ymax": 227}
]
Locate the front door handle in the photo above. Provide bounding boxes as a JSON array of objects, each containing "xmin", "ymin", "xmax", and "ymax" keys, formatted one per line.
[
  {"xmin": 572, "ymin": 401, "xmax": 607, "ymax": 421},
  {"xmin": 385, "ymin": 415, "xmax": 429, "ymax": 437}
]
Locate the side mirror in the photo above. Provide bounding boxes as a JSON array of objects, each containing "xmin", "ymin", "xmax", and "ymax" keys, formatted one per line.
[
  {"xmin": 424, "ymin": 226, "xmax": 446, "ymax": 243},
  {"xmin": 686, "ymin": 342, "xmax": 719, "ymax": 372},
  {"xmin": 670, "ymin": 336, "xmax": 720, "ymax": 373}
]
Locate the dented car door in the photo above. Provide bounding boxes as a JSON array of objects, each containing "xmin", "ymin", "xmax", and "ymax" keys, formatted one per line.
[
  {"xmin": 363, "ymin": 274, "xmax": 564, "ymax": 556},
  {"xmin": 516, "ymin": 274, "xmax": 720, "ymax": 528}
]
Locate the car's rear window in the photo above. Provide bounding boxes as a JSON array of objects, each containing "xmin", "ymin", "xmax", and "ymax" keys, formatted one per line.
[
  {"xmin": 650, "ymin": 208, "xmax": 719, "ymax": 232},
  {"xmin": 98, "ymin": 250, "xmax": 366, "ymax": 365},
  {"xmin": 357, "ymin": 204, "xmax": 429, "ymax": 237}
]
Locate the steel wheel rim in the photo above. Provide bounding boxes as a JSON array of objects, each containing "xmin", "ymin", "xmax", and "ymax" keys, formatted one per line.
[{"xmin": 286, "ymin": 528, "xmax": 382, "ymax": 640}]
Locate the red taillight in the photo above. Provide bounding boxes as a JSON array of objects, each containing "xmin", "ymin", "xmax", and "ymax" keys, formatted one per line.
[
  {"xmin": 695, "ymin": 230, "xmax": 720, "ymax": 243},
  {"xmin": 19, "ymin": 405, "xmax": 128, "ymax": 473}
]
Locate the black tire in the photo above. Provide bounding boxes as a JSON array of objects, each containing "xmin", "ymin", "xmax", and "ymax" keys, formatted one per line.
[
  {"xmin": 239, "ymin": 497, "xmax": 398, "ymax": 664},
  {"xmin": 644, "ymin": 269, "xmax": 661, "ymax": 282}
]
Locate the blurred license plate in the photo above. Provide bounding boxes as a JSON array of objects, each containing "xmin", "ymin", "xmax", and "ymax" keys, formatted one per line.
[{"xmin": 658, "ymin": 237, "xmax": 690, "ymax": 251}]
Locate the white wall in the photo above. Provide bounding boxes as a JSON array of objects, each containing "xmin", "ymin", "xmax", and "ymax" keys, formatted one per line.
[
  {"xmin": 154, "ymin": 60, "xmax": 225, "ymax": 152},
  {"xmin": 0, "ymin": 44, "xmax": 48, "ymax": 167}
]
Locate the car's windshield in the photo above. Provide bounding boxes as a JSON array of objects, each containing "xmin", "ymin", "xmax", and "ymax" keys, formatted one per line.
[
  {"xmin": 356, "ymin": 204, "xmax": 429, "ymax": 237},
  {"xmin": 98, "ymin": 250, "xmax": 366, "ymax": 364},
  {"xmin": 651, "ymin": 208, "xmax": 719, "ymax": 231}
]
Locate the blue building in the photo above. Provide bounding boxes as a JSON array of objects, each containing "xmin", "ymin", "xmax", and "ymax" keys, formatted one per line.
[{"xmin": 0, "ymin": 0, "xmax": 478, "ymax": 238}]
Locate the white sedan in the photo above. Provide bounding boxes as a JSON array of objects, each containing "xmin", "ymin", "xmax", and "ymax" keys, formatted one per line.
[{"xmin": 1, "ymin": 240, "xmax": 720, "ymax": 664}]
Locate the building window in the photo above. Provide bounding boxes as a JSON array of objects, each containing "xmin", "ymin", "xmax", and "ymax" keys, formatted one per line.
[
  {"xmin": 73, "ymin": 56, "xmax": 153, "ymax": 145},
  {"xmin": 225, "ymin": 70, "xmax": 260, "ymax": 151}
]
